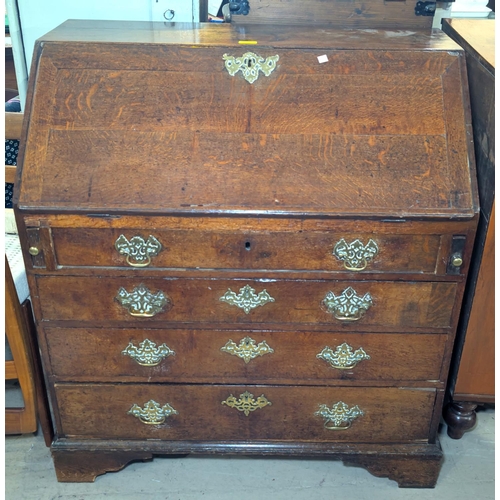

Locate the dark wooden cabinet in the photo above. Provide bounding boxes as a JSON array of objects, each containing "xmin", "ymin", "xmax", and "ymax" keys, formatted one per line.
[
  {"xmin": 14, "ymin": 20, "xmax": 478, "ymax": 487},
  {"xmin": 441, "ymin": 19, "xmax": 495, "ymax": 439}
]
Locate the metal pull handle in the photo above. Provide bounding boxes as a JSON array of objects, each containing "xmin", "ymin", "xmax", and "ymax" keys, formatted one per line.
[
  {"xmin": 317, "ymin": 343, "xmax": 370, "ymax": 370},
  {"xmin": 223, "ymin": 52, "xmax": 279, "ymax": 84},
  {"xmin": 220, "ymin": 336, "xmax": 274, "ymax": 364},
  {"xmin": 122, "ymin": 339, "xmax": 175, "ymax": 366},
  {"xmin": 115, "ymin": 284, "xmax": 170, "ymax": 317},
  {"xmin": 315, "ymin": 401, "xmax": 364, "ymax": 430},
  {"xmin": 128, "ymin": 400, "xmax": 177, "ymax": 425},
  {"xmin": 333, "ymin": 238, "xmax": 379, "ymax": 271},
  {"xmin": 222, "ymin": 391, "xmax": 271, "ymax": 416},
  {"xmin": 322, "ymin": 287, "xmax": 373, "ymax": 321},
  {"xmin": 115, "ymin": 235, "xmax": 162, "ymax": 268},
  {"xmin": 219, "ymin": 284, "xmax": 275, "ymax": 314}
]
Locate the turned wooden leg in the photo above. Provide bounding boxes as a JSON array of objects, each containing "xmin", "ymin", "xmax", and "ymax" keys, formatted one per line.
[
  {"xmin": 344, "ymin": 449, "xmax": 443, "ymax": 488},
  {"xmin": 443, "ymin": 402, "xmax": 478, "ymax": 439},
  {"xmin": 52, "ymin": 449, "xmax": 153, "ymax": 482}
]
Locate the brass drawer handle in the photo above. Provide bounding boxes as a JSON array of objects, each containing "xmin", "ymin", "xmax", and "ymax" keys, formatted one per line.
[
  {"xmin": 322, "ymin": 286, "xmax": 373, "ymax": 321},
  {"xmin": 221, "ymin": 336, "xmax": 274, "ymax": 364},
  {"xmin": 220, "ymin": 284, "xmax": 275, "ymax": 314},
  {"xmin": 122, "ymin": 339, "xmax": 175, "ymax": 366},
  {"xmin": 115, "ymin": 234, "xmax": 162, "ymax": 267},
  {"xmin": 128, "ymin": 400, "xmax": 178, "ymax": 425},
  {"xmin": 315, "ymin": 401, "xmax": 364, "ymax": 430},
  {"xmin": 317, "ymin": 343, "xmax": 370, "ymax": 370},
  {"xmin": 223, "ymin": 52, "xmax": 279, "ymax": 84},
  {"xmin": 116, "ymin": 284, "xmax": 170, "ymax": 317},
  {"xmin": 222, "ymin": 391, "xmax": 271, "ymax": 416},
  {"xmin": 333, "ymin": 238, "xmax": 379, "ymax": 271}
]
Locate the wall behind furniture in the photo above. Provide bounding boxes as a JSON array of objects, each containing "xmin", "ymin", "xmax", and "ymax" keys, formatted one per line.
[{"xmin": 8, "ymin": 0, "xmax": 199, "ymax": 108}]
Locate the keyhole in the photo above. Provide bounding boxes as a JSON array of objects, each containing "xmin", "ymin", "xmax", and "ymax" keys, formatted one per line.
[{"xmin": 245, "ymin": 241, "xmax": 251, "ymax": 251}]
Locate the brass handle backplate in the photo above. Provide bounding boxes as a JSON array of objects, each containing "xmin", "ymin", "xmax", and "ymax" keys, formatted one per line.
[
  {"xmin": 122, "ymin": 339, "xmax": 175, "ymax": 366},
  {"xmin": 220, "ymin": 284, "xmax": 275, "ymax": 314},
  {"xmin": 317, "ymin": 343, "xmax": 370, "ymax": 370},
  {"xmin": 222, "ymin": 391, "xmax": 271, "ymax": 416},
  {"xmin": 128, "ymin": 400, "xmax": 178, "ymax": 425},
  {"xmin": 333, "ymin": 238, "xmax": 379, "ymax": 271},
  {"xmin": 322, "ymin": 287, "xmax": 373, "ymax": 321},
  {"xmin": 223, "ymin": 52, "xmax": 279, "ymax": 84},
  {"xmin": 115, "ymin": 234, "xmax": 162, "ymax": 267},
  {"xmin": 315, "ymin": 401, "xmax": 364, "ymax": 430},
  {"xmin": 221, "ymin": 336, "xmax": 274, "ymax": 364},
  {"xmin": 115, "ymin": 284, "xmax": 169, "ymax": 317}
]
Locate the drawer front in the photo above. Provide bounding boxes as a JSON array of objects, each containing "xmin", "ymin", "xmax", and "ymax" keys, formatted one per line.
[
  {"xmin": 37, "ymin": 277, "xmax": 457, "ymax": 331},
  {"xmin": 45, "ymin": 328, "xmax": 447, "ymax": 384},
  {"xmin": 55, "ymin": 384, "xmax": 435, "ymax": 442},
  {"xmin": 50, "ymin": 225, "xmax": 444, "ymax": 274}
]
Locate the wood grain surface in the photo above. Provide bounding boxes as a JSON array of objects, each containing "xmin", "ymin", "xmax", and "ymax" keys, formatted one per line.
[
  {"xmin": 35, "ymin": 276, "xmax": 458, "ymax": 330},
  {"xmin": 44, "ymin": 327, "xmax": 447, "ymax": 384},
  {"xmin": 50, "ymin": 224, "xmax": 443, "ymax": 273},
  {"xmin": 15, "ymin": 30, "xmax": 476, "ymax": 219},
  {"xmin": 55, "ymin": 383, "xmax": 436, "ymax": 442},
  {"xmin": 442, "ymin": 19, "xmax": 495, "ymax": 73}
]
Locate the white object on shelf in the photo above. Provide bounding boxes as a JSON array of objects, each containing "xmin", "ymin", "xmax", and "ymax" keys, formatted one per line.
[
  {"xmin": 6, "ymin": 233, "xmax": 30, "ymax": 303},
  {"xmin": 208, "ymin": 0, "xmax": 224, "ymax": 16},
  {"xmin": 5, "ymin": 208, "xmax": 18, "ymax": 235}
]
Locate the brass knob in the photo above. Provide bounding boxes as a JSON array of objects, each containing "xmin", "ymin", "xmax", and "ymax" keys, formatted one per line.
[
  {"xmin": 452, "ymin": 256, "xmax": 463, "ymax": 267},
  {"xmin": 28, "ymin": 247, "xmax": 39, "ymax": 256}
]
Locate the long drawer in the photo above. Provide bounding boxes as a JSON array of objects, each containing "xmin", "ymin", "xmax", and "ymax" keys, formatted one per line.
[
  {"xmin": 36, "ymin": 276, "xmax": 457, "ymax": 331},
  {"xmin": 23, "ymin": 215, "xmax": 473, "ymax": 276},
  {"xmin": 44, "ymin": 328, "xmax": 447, "ymax": 384},
  {"xmin": 50, "ymin": 225, "xmax": 444, "ymax": 274},
  {"xmin": 55, "ymin": 384, "xmax": 436, "ymax": 442}
]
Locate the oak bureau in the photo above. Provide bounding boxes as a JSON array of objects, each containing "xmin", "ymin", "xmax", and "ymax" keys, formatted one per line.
[{"xmin": 14, "ymin": 19, "xmax": 478, "ymax": 487}]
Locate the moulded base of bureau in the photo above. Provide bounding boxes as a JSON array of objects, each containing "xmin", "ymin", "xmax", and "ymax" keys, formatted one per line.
[{"xmin": 50, "ymin": 439, "xmax": 443, "ymax": 488}]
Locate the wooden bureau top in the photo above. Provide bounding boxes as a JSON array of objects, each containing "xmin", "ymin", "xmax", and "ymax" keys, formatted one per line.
[
  {"xmin": 39, "ymin": 20, "xmax": 464, "ymax": 51},
  {"xmin": 16, "ymin": 21, "xmax": 477, "ymax": 219}
]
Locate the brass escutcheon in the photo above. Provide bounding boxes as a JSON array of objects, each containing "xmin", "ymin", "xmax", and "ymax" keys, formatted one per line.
[
  {"xmin": 223, "ymin": 52, "xmax": 279, "ymax": 84},
  {"xmin": 222, "ymin": 391, "xmax": 271, "ymax": 416},
  {"xmin": 220, "ymin": 284, "xmax": 275, "ymax": 314},
  {"xmin": 221, "ymin": 336, "xmax": 274, "ymax": 364}
]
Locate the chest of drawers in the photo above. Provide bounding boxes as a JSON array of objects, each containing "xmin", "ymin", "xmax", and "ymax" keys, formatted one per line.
[{"xmin": 14, "ymin": 20, "xmax": 478, "ymax": 487}]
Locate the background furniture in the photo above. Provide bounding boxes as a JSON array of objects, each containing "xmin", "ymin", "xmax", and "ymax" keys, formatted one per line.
[
  {"xmin": 441, "ymin": 19, "xmax": 495, "ymax": 439},
  {"xmin": 15, "ymin": 18, "xmax": 477, "ymax": 487},
  {"xmin": 5, "ymin": 111, "xmax": 53, "ymax": 445}
]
